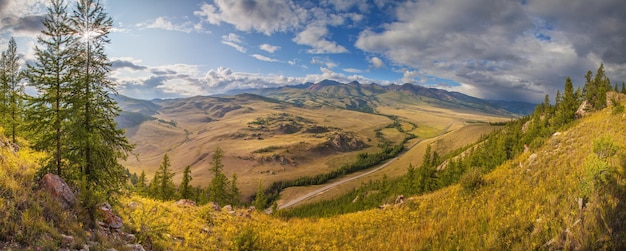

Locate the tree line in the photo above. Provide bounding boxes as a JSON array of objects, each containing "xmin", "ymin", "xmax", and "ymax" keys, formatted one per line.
[
  {"xmin": 130, "ymin": 148, "xmax": 252, "ymax": 207},
  {"xmin": 0, "ymin": 0, "xmax": 132, "ymax": 218}
]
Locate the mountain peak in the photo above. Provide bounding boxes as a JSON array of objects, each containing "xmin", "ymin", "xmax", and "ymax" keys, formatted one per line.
[{"xmin": 307, "ymin": 79, "xmax": 342, "ymax": 91}]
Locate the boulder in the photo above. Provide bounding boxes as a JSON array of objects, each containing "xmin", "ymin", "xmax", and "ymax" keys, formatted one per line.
[
  {"xmin": 222, "ymin": 205, "xmax": 233, "ymax": 212},
  {"xmin": 175, "ymin": 199, "xmax": 196, "ymax": 207},
  {"xmin": 39, "ymin": 174, "xmax": 76, "ymax": 209},
  {"xmin": 98, "ymin": 203, "xmax": 123, "ymax": 230},
  {"xmin": 210, "ymin": 202, "xmax": 221, "ymax": 211}
]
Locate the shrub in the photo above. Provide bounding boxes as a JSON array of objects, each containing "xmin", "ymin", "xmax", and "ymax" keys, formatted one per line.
[
  {"xmin": 233, "ymin": 227, "xmax": 259, "ymax": 251},
  {"xmin": 460, "ymin": 168, "xmax": 485, "ymax": 192}
]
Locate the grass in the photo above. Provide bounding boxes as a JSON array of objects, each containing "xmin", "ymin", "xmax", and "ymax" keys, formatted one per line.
[{"xmin": 114, "ymin": 100, "xmax": 626, "ymax": 250}]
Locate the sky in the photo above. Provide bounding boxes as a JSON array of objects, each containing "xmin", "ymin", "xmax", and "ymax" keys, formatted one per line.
[{"xmin": 1, "ymin": 0, "xmax": 626, "ymax": 103}]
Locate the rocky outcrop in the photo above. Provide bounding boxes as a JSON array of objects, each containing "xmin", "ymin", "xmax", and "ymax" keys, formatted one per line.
[
  {"xmin": 97, "ymin": 203, "xmax": 123, "ymax": 230},
  {"xmin": 315, "ymin": 133, "xmax": 365, "ymax": 153},
  {"xmin": 576, "ymin": 100, "xmax": 592, "ymax": 117},
  {"xmin": 175, "ymin": 199, "xmax": 196, "ymax": 207},
  {"xmin": 39, "ymin": 173, "xmax": 76, "ymax": 210}
]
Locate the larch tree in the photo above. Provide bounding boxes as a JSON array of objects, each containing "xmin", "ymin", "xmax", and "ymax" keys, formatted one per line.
[
  {"xmin": 2, "ymin": 38, "xmax": 24, "ymax": 144},
  {"xmin": 66, "ymin": 0, "xmax": 132, "ymax": 195},
  {"xmin": 229, "ymin": 173, "xmax": 241, "ymax": 206},
  {"xmin": 208, "ymin": 147, "xmax": 230, "ymax": 205},
  {"xmin": 253, "ymin": 179, "xmax": 266, "ymax": 210},
  {"xmin": 26, "ymin": 0, "xmax": 76, "ymax": 176},
  {"xmin": 154, "ymin": 154, "xmax": 175, "ymax": 200},
  {"xmin": 179, "ymin": 165, "xmax": 193, "ymax": 200}
]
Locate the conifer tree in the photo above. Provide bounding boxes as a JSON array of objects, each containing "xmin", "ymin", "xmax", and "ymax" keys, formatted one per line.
[
  {"xmin": 1, "ymin": 38, "xmax": 24, "ymax": 144},
  {"xmin": 208, "ymin": 147, "xmax": 229, "ymax": 205},
  {"xmin": 229, "ymin": 173, "xmax": 241, "ymax": 205},
  {"xmin": 253, "ymin": 180, "xmax": 266, "ymax": 210},
  {"xmin": 150, "ymin": 154, "xmax": 175, "ymax": 200},
  {"xmin": 66, "ymin": 0, "xmax": 132, "ymax": 194},
  {"xmin": 26, "ymin": 0, "xmax": 76, "ymax": 176},
  {"xmin": 555, "ymin": 77, "xmax": 578, "ymax": 126},
  {"xmin": 179, "ymin": 165, "xmax": 193, "ymax": 200},
  {"xmin": 621, "ymin": 82, "xmax": 626, "ymax": 95},
  {"xmin": 135, "ymin": 170, "xmax": 147, "ymax": 195}
]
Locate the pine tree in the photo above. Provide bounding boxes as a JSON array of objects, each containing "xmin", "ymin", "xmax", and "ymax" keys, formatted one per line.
[
  {"xmin": 208, "ymin": 147, "xmax": 229, "ymax": 205},
  {"xmin": 135, "ymin": 170, "xmax": 147, "ymax": 195},
  {"xmin": 403, "ymin": 164, "xmax": 417, "ymax": 193},
  {"xmin": 555, "ymin": 77, "xmax": 578, "ymax": 126},
  {"xmin": 593, "ymin": 64, "xmax": 610, "ymax": 110},
  {"xmin": 1, "ymin": 38, "xmax": 24, "ymax": 144},
  {"xmin": 66, "ymin": 0, "xmax": 132, "ymax": 194},
  {"xmin": 253, "ymin": 180, "xmax": 266, "ymax": 210},
  {"xmin": 179, "ymin": 165, "xmax": 193, "ymax": 200},
  {"xmin": 25, "ymin": 0, "xmax": 76, "ymax": 176},
  {"xmin": 229, "ymin": 173, "xmax": 241, "ymax": 205},
  {"xmin": 151, "ymin": 154, "xmax": 175, "ymax": 200},
  {"xmin": 621, "ymin": 82, "xmax": 626, "ymax": 94}
]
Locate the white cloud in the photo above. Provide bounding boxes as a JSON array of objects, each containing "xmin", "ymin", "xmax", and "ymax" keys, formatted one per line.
[
  {"xmin": 401, "ymin": 70, "xmax": 420, "ymax": 84},
  {"xmin": 311, "ymin": 57, "xmax": 338, "ymax": 68},
  {"xmin": 293, "ymin": 26, "xmax": 348, "ymax": 54},
  {"xmin": 136, "ymin": 17, "xmax": 201, "ymax": 33},
  {"xmin": 259, "ymin": 43, "xmax": 280, "ymax": 53},
  {"xmin": 343, "ymin": 68, "xmax": 362, "ymax": 73},
  {"xmin": 194, "ymin": 0, "xmax": 305, "ymax": 35},
  {"xmin": 221, "ymin": 33, "xmax": 246, "ymax": 53},
  {"xmin": 371, "ymin": 57, "xmax": 385, "ymax": 69},
  {"xmin": 354, "ymin": 0, "xmax": 626, "ymax": 102},
  {"xmin": 251, "ymin": 54, "xmax": 279, "ymax": 62}
]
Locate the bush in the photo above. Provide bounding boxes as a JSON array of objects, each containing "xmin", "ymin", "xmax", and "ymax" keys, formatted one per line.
[
  {"xmin": 233, "ymin": 227, "xmax": 259, "ymax": 251},
  {"xmin": 460, "ymin": 168, "xmax": 485, "ymax": 192}
]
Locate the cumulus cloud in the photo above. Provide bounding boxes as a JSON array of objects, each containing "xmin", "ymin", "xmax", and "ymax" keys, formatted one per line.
[
  {"xmin": 293, "ymin": 25, "xmax": 348, "ymax": 54},
  {"xmin": 221, "ymin": 33, "xmax": 246, "ymax": 53},
  {"xmin": 371, "ymin": 57, "xmax": 384, "ymax": 69},
  {"xmin": 110, "ymin": 57, "xmax": 391, "ymax": 99},
  {"xmin": 259, "ymin": 43, "xmax": 280, "ymax": 53},
  {"xmin": 355, "ymin": 0, "xmax": 626, "ymax": 102},
  {"xmin": 251, "ymin": 54, "xmax": 279, "ymax": 62},
  {"xmin": 0, "ymin": 0, "xmax": 49, "ymax": 37},
  {"xmin": 194, "ymin": 0, "xmax": 304, "ymax": 35}
]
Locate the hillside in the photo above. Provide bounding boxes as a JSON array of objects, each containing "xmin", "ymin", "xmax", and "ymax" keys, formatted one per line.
[
  {"xmin": 231, "ymin": 80, "xmax": 535, "ymax": 116},
  {"xmin": 117, "ymin": 84, "xmax": 513, "ymax": 199},
  {"xmin": 114, "ymin": 97, "xmax": 626, "ymax": 250}
]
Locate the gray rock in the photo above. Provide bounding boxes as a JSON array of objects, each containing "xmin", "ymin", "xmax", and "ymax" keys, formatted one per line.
[{"xmin": 39, "ymin": 174, "xmax": 76, "ymax": 209}]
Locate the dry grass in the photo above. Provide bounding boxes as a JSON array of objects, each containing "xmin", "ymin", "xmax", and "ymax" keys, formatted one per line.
[{"xmin": 117, "ymin": 101, "xmax": 626, "ymax": 250}]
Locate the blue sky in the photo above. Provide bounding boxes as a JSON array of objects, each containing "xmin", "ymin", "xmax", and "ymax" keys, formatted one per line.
[{"xmin": 1, "ymin": 0, "xmax": 626, "ymax": 102}]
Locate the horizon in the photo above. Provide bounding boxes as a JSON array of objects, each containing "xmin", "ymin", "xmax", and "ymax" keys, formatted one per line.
[{"xmin": 1, "ymin": 0, "xmax": 625, "ymax": 103}]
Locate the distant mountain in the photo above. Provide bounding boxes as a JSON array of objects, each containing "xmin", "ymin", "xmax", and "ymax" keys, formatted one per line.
[{"xmin": 234, "ymin": 80, "xmax": 535, "ymax": 116}]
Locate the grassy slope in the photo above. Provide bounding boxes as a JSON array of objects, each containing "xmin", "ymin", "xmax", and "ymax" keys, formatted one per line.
[{"xmin": 117, "ymin": 102, "xmax": 626, "ymax": 250}]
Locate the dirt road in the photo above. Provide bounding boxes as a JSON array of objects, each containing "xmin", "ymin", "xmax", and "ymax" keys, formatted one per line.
[{"xmin": 278, "ymin": 122, "xmax": 455, "ymax": 210}]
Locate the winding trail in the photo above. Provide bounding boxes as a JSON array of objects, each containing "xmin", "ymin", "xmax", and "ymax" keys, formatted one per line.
[{"xmin": 278, "ymin": 122, "xmax": 455, "ymax": 210}]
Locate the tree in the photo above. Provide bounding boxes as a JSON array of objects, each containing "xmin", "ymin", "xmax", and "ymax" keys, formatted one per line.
[
  {"xmin": 66, "ymin": 0, "xmax": 132, "ymax": 194},
  {"xmin": 1, "ymin": 38, "xmax": 24, "ymax": 144},
  {"xmin": 229, "ymin": 173, "xmax": 241, "ymax": 206},
  {"xmin": 253, "ymin": 180, "xmax": 266, "ymax": 210},
  {"xmin": 179, "ymin": 165, "xmax": 193, "ymax": 199},
  {"xmin": 208, "ymin": 147, "xmax": 229, "ymax": 205},
  {"xmin": 135, "ymin": 170, "xmax": 147, "ymax": 195},
  {"xmin": 555, "ymin": 77, "xmax": 578, "ymax": 126},
  {"xmin": 26, "ymin": 0, "xmax": 77, "ymax": 176},
  {"xmin": 621, "ymin": 82, "xmax": 626, "ymax": 95},
  {"xmin": 150, "ymin": 154, "xmax": 175, "ymax": 200}
]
